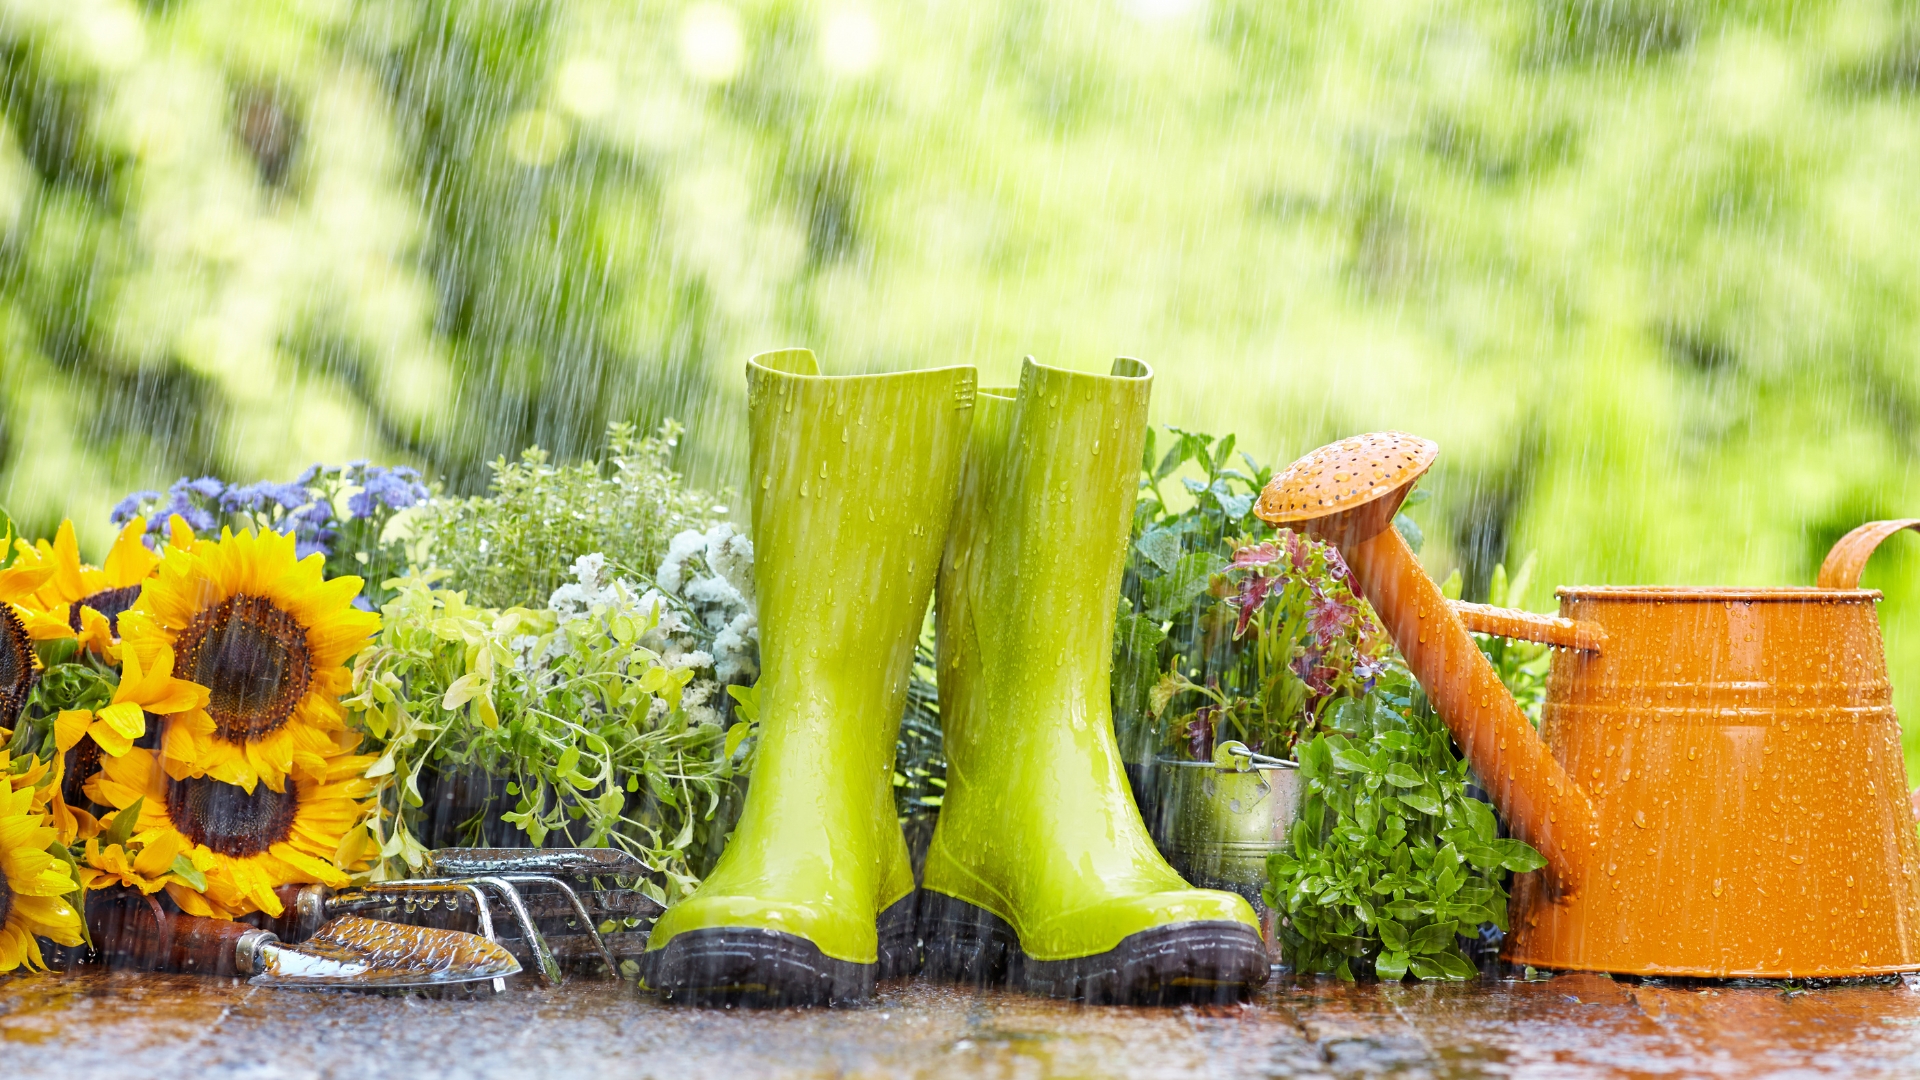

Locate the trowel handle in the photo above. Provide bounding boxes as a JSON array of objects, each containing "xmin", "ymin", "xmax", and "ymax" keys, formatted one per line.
[
  {"xmin": 1449, "ymin": 601, "xmax": 1606, "ymax": 653},
  {"xmin": 87, "ymin": 894, "xmax": 273, "ymax": 976},
  {"xmin": 259, "ymin": 883, "xmax": 332, "ymax": 942},
  {"xmin": 1819, "ymin": 520, "xmax": 1920, "ymax": 590}
]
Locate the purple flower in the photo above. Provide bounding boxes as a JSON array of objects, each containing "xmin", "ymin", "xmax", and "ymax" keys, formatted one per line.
[
  {"xmin": 1292, "ymin": 650, "xmax": 1335, "ymax": 698},
  {"xmin": 294, "ymin": 539, "xmax": 331, "ymax": 560},
  {"xmin": 295, "ymin": 464, "xmax": 322, "ymax": 485},
  {"xmin": 299, "ymin": 499, "xmax": 335, "ymax": 524},
  {"xmin": 1283, "ymin": 531, "xmax": 1313, "ymax": 574},
  {"xmin": 110, "ymin": 491, "xmax": 161, "ymax": 525},
  {"xmin": 349, "ymin": 467, "xmax": 427, "ymax": 518},
  {"xmin": 1306, "ymin": 585, "xmax": 1355, "ymax": 643},
  {"xmin": 166, "ymin": 495, "xmax": 216, "ymax": 533},
  {"xmin": 1185, "ymin": 707, "xmax": 1218, "ymax": 761},
  {"xmin": 267, "ymin": 483, "xmax": 314, "ymax": 510},
  {"xmin": 1232, "ymin": 573, "xmax": 1277, "ymax": 638},
  {"xmin": 1229, "ymin": 542, "xmax": 1280, "ymax": 569},
  {"xmin": 177, "ymin": 476, "xmax": 226, "ymax": 500},
  {"xmin": 219, "ymin": 482, "xmax": 269, "ymax": 513}
]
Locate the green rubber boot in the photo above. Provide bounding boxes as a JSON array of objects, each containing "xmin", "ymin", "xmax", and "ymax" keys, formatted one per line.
[
  {"xmin": 644, "ymin": 348, "xmax": 975, "ymax": 1005},
  {"xmin": 919, "ymin": 357, "xmax": 1270, "ymax": 1004}
]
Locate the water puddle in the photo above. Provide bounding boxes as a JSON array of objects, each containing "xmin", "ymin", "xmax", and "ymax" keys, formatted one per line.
[{"xmin": 3, "ymin": 969, "xmax": 1920, "ymax": 1078}]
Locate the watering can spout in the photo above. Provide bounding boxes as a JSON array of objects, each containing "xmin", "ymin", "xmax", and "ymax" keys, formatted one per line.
[{"xmin": 1256, "ymin": 433, "xmax": 1598, "ymax": 895}]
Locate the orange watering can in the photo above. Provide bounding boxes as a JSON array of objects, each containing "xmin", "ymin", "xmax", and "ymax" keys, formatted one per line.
[{"xmin": 1256, "ymin": 432, "xmax": 1920, "ymax": 978}]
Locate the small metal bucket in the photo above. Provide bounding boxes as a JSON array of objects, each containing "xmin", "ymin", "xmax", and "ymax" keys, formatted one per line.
[{"xmin": 1152, "ymin": 749, "xmax": 1303, "ymax": 961}]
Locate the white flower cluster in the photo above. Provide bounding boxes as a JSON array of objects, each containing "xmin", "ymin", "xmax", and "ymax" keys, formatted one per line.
[
  {"xmin": 652, "ymin": 523, "xmax": 759, "ymax": 684},
  {"xmin": 530, "ymin": 529, "xmax": 759, "ymax": 731}
]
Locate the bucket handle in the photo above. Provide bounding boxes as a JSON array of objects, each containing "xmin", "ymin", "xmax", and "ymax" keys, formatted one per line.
[
  {"xmin": 1819, "ymin": 520, "xmax": 1920, "ymax": 590},
  {"xmin": 1214, "ymin": 740, "xmax": 1296, "ymax": 772}
]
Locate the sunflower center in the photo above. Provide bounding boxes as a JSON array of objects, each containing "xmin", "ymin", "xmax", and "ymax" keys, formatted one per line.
[
  {"xmin": 164, "ymin": 775, "xmax": 299, "ymax": 858},
  {"xmin": 69, "ymin": 584, "xmax": 143, "ymax": 635},
  {"xmin": 62, "ymin": 738, "xmax": 105, "ymax": 811},
  {"xmin": 0, "ymin": 604, "xmax": 32, "ymax": 730},
  {"xmin": 0, "ymin": 870, "xmax": 11, "ymax": 928},
  {"xmin": 176, "ymin": 594, "xmax": 314, "ymax": 742}
]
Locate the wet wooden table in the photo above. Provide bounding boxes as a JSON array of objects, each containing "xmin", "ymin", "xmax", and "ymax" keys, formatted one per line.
[{"xmin": 3, "ymin": 970, "xmax": 1917, "ymax": 1078}]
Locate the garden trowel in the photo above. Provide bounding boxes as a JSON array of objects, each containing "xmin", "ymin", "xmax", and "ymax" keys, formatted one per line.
[{"xmin": 88, "ymin": 892, "xmax": 521, "ymax": 988}]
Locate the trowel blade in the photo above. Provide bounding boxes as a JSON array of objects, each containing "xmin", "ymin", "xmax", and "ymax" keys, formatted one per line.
[{"xmin": 250, "ymin": 915, "xmax": 522, "ymax": 989}]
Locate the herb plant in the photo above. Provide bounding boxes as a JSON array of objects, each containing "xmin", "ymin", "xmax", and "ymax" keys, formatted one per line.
[
  {"xmin": 346, "ymin": 558, "xmax": 741, "ymax": 901},
  {"xmin": 1265, "ymin": 689, "xmax": 1547, "ymax": 982},
  {"xmin": 411, "ymin": 421, "xmax": 727, "ymax": 609},
  {"xmin": 1112, "ymin": 427, "xmax": 1273, "ymax": 764},
  {"xmin": 1150, "ymin": 533, "xmax": 1395, "ymax": 761}
]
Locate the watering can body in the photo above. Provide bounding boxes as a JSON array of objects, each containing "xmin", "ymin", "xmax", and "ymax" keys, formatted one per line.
[
  {"xmin": 1504, "ymin": 585, "xmax": 1920, "ymax": 977},
  {"xmin": 1257, "ymin": 432, "xmax": 1920, "ymax": 978}
]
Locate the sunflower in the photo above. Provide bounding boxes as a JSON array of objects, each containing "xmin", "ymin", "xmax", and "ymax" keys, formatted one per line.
[
  {"xmin": 77, "ymin": 830, "xmax": 218, "ymax": 917},
  {"xmin": 45, "ymin": 632, "xmax": 211, "ymax": 844},
  {"xmin": 9, "ymin": 518, "xmax": 161, "ymax": 652},
  {"xmin": 85, "ymin": 739, "xmax": 374, "ymax": 919},
  {"xmin": 0, "ymin": 561, "xmax": 56, "ymax": 733},
  {"xmin": 127, "ymin": 527, "xmax": 379, "ymax": 794},
  {"xmin": 0, "ymin": 779, "xmax": 84, "ymax": 971}
]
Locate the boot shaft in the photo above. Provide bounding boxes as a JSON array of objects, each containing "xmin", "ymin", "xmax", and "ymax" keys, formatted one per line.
[
  {"xmin": 939, "ymin": 358, "xmax": 1152, "ymax": 765},
  {"xmin": 747, "ymin": 348, "xmax": 976, "ymax": 773}
]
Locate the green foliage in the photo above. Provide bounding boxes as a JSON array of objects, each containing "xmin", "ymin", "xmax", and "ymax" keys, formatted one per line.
[
  {"xmin": 1113, "ymin": 427, "xmax": 1273, "ymax": 763},
  {"xmin": 0, "ymin": 505, "xmax": 16, "ymax": 570},
  {"xmin": 2, "ymin": 637, "xmax": 117, "ymax": 762},
  {"xmin": 1152, "ymin": 530, "xmax": 1394, "ymax": 760},
  {"xmin": 3, "ymin": 0, "xmax": 1919, "ymax": 781},
  {"xmin": 892, "ymin": 634, "xmax": 945, "ymax": 823},
  {"xmin": 346, "ymin": 572, "xmax": 735, "ymax": 902},
  {"xmin": 1265, "ymin": 690, "xmax": 1546, "ymax": 982},
  {"xmin": 412, "ymin": 422, "xmax": 727, "ymax": 609}
]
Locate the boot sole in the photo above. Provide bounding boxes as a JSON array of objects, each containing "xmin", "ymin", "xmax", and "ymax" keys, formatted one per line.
[
  {"xmin": 644, "ymin": 893, "xmax": 918, "ymax": 1006},
  {"xmin": 918, "ymin": 890, "xmax": 1270, "ymax": 1004}
]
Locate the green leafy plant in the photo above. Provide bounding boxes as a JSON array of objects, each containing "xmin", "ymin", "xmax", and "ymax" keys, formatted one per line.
[
  {"xmin": 1264, "ymin": 689, "xmax": 1547, "ymax": 982},
  {"xmin": 892, "ymin": 633, "xmax": 945, "ymax": 823},
  {"xmin": 3, "ymin": 638, "xmax": 120, "ymax": 762},
  {"xmin": 411, "ymin": 421, "xmax": 728, "ymax": 610},
  {"xmin": 1150, "ymin": 532, "xmax": 1396, "ymax": 761},
  {"xmin": 1112, "ymin": 427, "xmax": 1273, "ymax": 763},
  {"xmin": 346, "ymin": 563, "xmax": 739, "ymax": 902}
]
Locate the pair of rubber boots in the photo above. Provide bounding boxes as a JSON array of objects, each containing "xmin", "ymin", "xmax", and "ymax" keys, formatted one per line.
[{"xmin": 641, "ymin": 349, "xmax": 1269, "ymax": 1006}]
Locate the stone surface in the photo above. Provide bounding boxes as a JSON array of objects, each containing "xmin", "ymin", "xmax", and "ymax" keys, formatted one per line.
[{"xmin": 2, "ymin": 970, "xmax": 1918, "ymax": 1078}]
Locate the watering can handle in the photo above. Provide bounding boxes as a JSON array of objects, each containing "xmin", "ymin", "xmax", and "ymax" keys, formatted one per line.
[
  {"xmin": 1448, "ymin": 600, "xmax": 1607, "ymax": 653},
  {"xmin": 1819, "ymin": 520, "xmax": 1920, "ymax": 590}
]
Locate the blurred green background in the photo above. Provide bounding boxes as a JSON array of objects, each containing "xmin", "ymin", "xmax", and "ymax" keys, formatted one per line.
[{"xmin": 2, "ymin": 0, "xmax": 1918, "ymax": 772}]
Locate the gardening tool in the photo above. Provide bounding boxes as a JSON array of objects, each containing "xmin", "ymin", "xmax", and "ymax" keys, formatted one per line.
[
  {"xmin": 87, "ymin": 890, "xmax": 520, "ymax": 988},
  {"xmin": 643, "ymin": 348, "xmax": 977, "ymax": 1005},
  {"xmin": 1256, "ymin": 431, "xmax": 1920, "ymax": 978},
  {"xmin": 918, "ymin": 359, "xmax": 1270, "ymax": 1004},
  {"xmin": 258, "ymin": 848, "xmax": 652, "ymax": 989}
]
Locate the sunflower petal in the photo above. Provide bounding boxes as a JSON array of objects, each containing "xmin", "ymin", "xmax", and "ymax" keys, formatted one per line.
[
  {"xmin": 102, "ymin": 516, "xmax": 159, "ymax": 587},
  {"xmin": 55, "ymin": 709, "xmax": 95, "ymax": 752},
  {"xmin": 97, "ymin": 701, "xmax": 147, "ymax": 742}
]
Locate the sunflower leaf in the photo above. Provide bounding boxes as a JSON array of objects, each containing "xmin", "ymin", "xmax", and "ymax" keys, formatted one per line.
[
  {"xmin": 100, "ymin": 798, "xmax": 144, "ymax": 850},
  {"xmin": 167, "ymin": 854, "xmax": 208, "ymax": 892}
]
